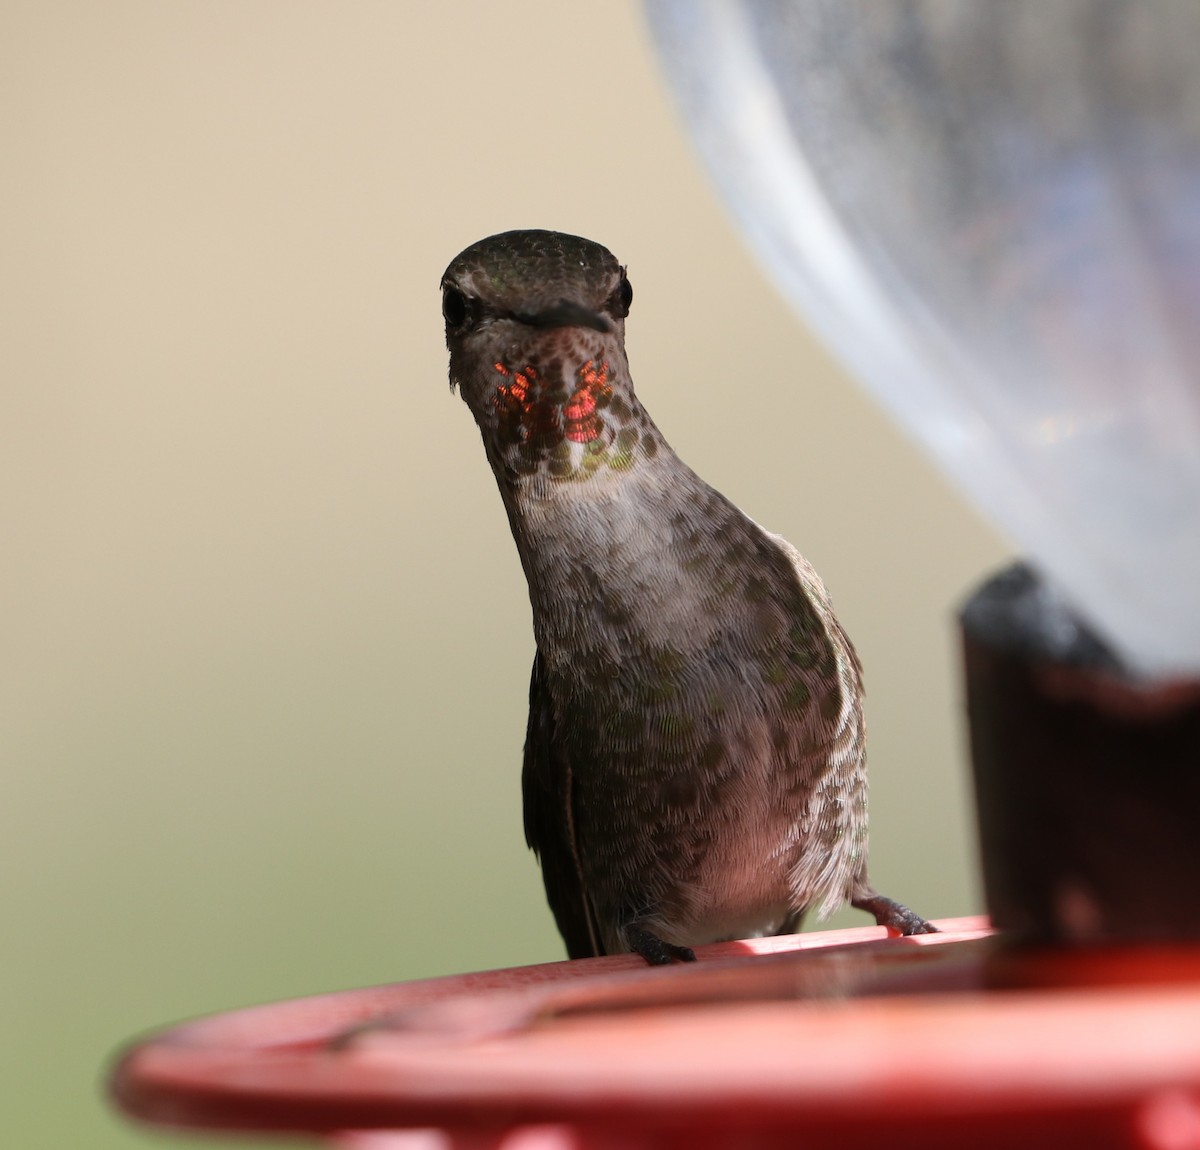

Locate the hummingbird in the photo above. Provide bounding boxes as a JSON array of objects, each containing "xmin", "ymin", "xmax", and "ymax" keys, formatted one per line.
[{"xmin": 442, "ymin": 229, "xmax": 934, "ymax": 965}]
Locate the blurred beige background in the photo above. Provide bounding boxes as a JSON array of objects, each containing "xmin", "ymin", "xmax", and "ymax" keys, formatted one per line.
[{"xmin": 1, "ymin": 3, "xmax": 1008, "ymax": 1147}]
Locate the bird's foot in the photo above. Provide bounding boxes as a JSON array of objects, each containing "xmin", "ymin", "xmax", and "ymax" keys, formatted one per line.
[
  {"xmin": 852, "ymin": 893, "xmax": 939, "ymax": 936},
  {"xmin": 626, "ymin": 924, "xmax": 697, "ymax": 965}
]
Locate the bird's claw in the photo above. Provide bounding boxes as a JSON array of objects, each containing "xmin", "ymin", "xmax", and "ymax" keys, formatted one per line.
[
  {"xmin": 852, "ymin": 893, "xmax": 939, "ymax": 936},
  {"xmin": 626, "ymin": 924, "xmax": 697, "ymax": 965}
]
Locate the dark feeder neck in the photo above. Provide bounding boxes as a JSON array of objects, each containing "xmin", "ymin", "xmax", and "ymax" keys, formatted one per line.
[{"xmin": 961, "ymin": 563, "xmax": 1200, "ymax": 944}]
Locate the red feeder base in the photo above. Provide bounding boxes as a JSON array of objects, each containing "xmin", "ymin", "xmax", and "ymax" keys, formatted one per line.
[{"xmin": 111, "ymin": 918, "xmax": 1200, "ymax": 1149}]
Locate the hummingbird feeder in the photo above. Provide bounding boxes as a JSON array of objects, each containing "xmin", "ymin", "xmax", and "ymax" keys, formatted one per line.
[{"xmin": 112, "ymin": 3, "xmax": 1200, "ymax": 1146}]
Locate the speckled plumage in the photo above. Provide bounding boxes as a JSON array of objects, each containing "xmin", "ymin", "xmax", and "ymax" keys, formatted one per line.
[{"xmin": 443, "ymin": 230, "xmax": 932, "ymax": 963}]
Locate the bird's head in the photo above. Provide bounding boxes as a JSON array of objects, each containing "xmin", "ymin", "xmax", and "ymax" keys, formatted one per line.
[{"xmin": 442, "ymin": 230, "xmax": 651, "ymax": 483}]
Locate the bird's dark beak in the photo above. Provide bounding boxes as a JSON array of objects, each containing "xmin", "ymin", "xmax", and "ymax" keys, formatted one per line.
[{"xmin": 511, "ymin": 300, "xmax": 613, "ymax": 334}]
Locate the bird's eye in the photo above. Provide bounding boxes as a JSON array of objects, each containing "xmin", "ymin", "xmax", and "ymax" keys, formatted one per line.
[
  {"xmin": 614, "ymin": 272, "xmax": 633, "ymax": 318},
  {"xmin": 442, "ymin": 285, "xmax": 471, "ymax": 330}
]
